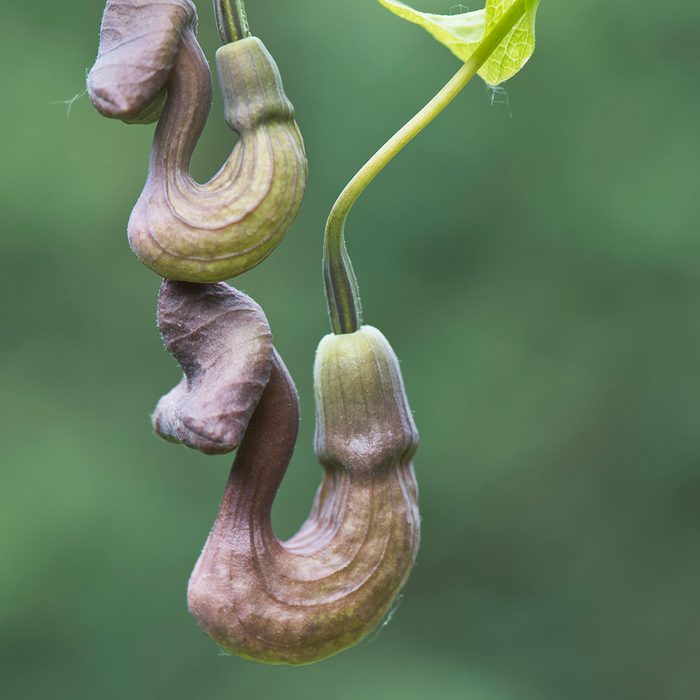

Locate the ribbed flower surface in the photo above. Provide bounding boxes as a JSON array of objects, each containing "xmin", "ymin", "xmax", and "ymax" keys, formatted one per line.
[
  {"xmin": 88, "ymin": 0, "xmax": 307, "ymax": 282},
  {"xmin": 154, "ymin": 282, "xmax": 420, "ymax": 664}
]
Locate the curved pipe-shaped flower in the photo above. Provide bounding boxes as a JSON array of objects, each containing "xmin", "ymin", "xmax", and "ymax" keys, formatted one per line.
[
  {"xmin": 87, "ymin": 0, "xmax": 307, "ymax": 282},
  {"xmin": 154, "ymin": 281, "xmax": 420, "ymax": 664}
]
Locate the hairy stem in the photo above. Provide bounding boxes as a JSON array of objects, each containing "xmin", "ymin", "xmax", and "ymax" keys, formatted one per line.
[
  {"xmin": 214, "ymin": 0, "xmax": 251, "ymax": 44},
  {"xmin": 323, "ymin": 0, "xmax": 530, "ymax": 335}
]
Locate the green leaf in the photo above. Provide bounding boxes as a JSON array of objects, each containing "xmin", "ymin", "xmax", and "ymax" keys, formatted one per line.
[
  {"xmin": 480, "ymin": 0, "xmax": 541, "ymax": 84},
  {"xmin": 378, "ymin": 0, "xmax": 541, "ymax": 86},
  {"xmin": 377, "ymin": 1, "xmax": 486, "ymax": 57}
]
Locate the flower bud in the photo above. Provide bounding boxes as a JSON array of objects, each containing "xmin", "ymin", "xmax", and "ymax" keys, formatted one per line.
[
  {"xmin": 87, "ymin": 0, "xmax": 307, "ymax": 282},
  {"xmin": 153, "ymin": 282, "xmax": 420, "ymax": 664},
  {"xmin": 126, "ymin": 31, "xmax": 307, "ymax": 282}
]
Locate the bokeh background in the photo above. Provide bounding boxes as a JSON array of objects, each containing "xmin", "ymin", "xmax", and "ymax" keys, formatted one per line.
[{"xmin": 2, "ymin": 1, "xmax": 699, "ymax": 698}]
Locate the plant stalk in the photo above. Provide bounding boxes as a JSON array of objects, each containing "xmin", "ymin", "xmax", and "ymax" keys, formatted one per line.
[
  {"xmin": 324, "ymin": 0, "xmax": 530, "ymax": 335},
  {"xmin": 214, "ymin": 0, "xmax": 251, "ymax": 44}
]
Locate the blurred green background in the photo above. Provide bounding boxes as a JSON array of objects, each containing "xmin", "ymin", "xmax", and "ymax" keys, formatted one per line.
[{"xmin": 2, "ymin": 1, "xmax": 699, "ymax": 698}]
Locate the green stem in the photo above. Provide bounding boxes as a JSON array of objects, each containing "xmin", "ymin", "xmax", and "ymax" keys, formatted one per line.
[
  {"xmin": 214, "ymin": 0, "xmax": 251, "ymax": 44},
  {"xmin": 324, "ymin": 0, "xmax": 530, "ymax": 335}
]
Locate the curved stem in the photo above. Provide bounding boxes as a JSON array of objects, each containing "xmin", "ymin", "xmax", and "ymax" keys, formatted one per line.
[
  {"xmin": 214, "ymin": 0, "xmax": 251, "ymax": 44},
  {"xmin": 323, "ymin": 0, "xmax": 530, "ymax": 335}
]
